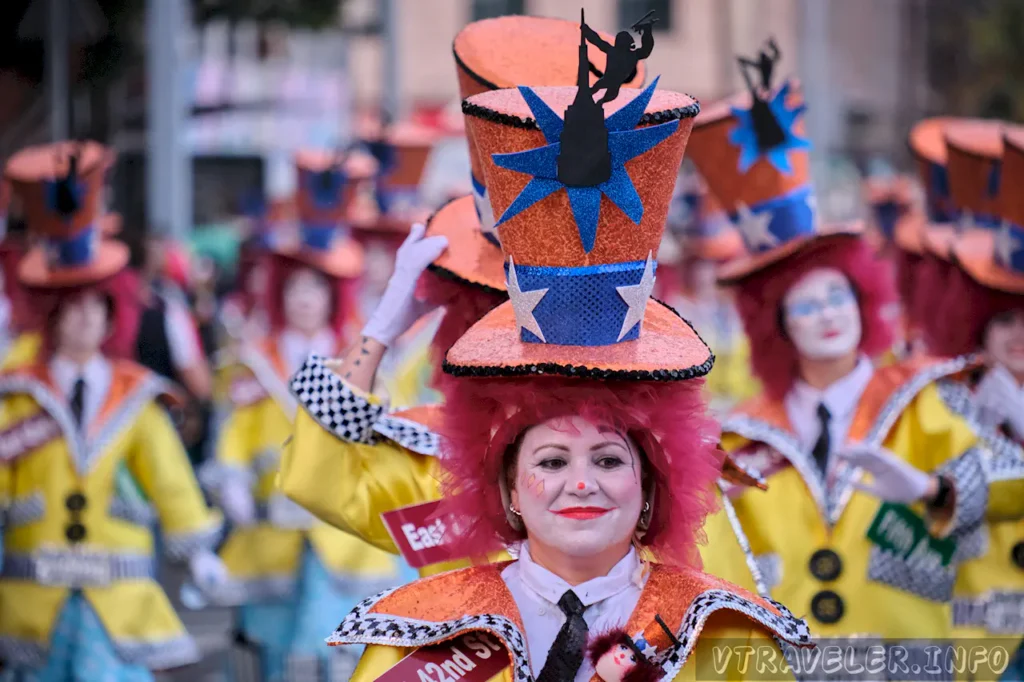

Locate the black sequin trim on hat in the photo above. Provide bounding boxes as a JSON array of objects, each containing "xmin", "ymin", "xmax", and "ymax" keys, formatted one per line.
[{"xmin": 461, "ymin": 100, "xmax": 702, "ymax": 131}]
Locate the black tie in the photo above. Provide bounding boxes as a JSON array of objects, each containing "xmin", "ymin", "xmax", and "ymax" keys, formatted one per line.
[
  {"xmin": 812, "ymin": 403, "xmax": 831, "ymax": 477},
  {"xmin": 536, "ymin": 590, "xmax": 589, "ymax": 682},
  {"xmin": 70, "ymin": 378, "xmax": 86, "ymax": 428}
]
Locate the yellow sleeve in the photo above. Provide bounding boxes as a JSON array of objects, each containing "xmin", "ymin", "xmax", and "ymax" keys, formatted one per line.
[
  {"xmin": 0, "ymin": 333, "xmax": 40, "ymax": 372},
  {"xmin": 214, "ymin": 401, "xmax": 261, "ymax": 475},
  {"xmin": 683, "ymin": 613, "xmax": 798, "ymax": 682},
  {"xmin": 278, "ymin": 408, "xmax": 439, "ymax": 554},
  {"xmin": 987, "ymin": 477, "xmax": 1024, "ymax": 521},
  {"xmin": 128, "ymin": 402, "xmax": 222, "ymax": 560}
]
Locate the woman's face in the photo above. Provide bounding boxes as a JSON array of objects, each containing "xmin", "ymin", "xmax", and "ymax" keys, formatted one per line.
[
  {"xmin": 782, "ymin": 267, "xmax": 862, "ymax": 359},
  {"xmin": 283, "ymin": 267, "xmax": 332, "ymax": 334},
  {"xmin": 984, "ymin": 309, "xmax": 1024, "ymax": 378},
  {"xmin": 57, "ymin": 291, "xmax": 109, "ymax": 356},
  {"xmin": 510, "ymin": 416, "xmax": 645, "ymax": 560}
]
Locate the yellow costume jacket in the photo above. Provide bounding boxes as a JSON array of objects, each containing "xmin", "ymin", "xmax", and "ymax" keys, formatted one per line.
[
  {"xmin": 932, "ymin": 363, "xmax": 1024, "ymax": 639},
  {"xmin": 281, "ymin": 356, "xmax": 769, "ymax": 593},
  {"xmin": 329, "ymin": 562, "xmax": 811, "ymax": 682},
  {"xmin": 711, "ymin": 356, "xmax": 990, "ymax": 642},
  {"xmin": 0, "ymin": 332, "xmax": 41, "ymax": 372},
  {"xmin": 203, "ymin": 338, "xmax": 398, "ymax": 606},
  {"xmin": 0, "ymin": 360, "xmax": 222, "ymax": 670}
]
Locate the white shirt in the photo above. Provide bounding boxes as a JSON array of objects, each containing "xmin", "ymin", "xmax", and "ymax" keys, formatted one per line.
[
  {"xmin": 784, "ymin": 355, "xmax": 875, "ymax": 464},
  {"xmin": 164, "ymin": 299, "xmax": 203, "ymax": 371},
  {"xmin": 50, "ymin": 354, "xmax": 112, "ymax": 431},
  {"xmin": 501, "ymin": 543, "xmax": 646, "ymax": 681},
  {"xmin": 277, "ymin": 328, "xmax": 336, "ymax": 376}
]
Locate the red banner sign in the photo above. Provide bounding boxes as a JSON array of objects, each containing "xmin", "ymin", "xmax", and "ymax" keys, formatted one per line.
[
  {"xmin": 375, "ymin": 631, "xmax": 510, "ymax": 682},
  {"xmin": 381, "ymin": 499, "xmax": 465, "ymax": 569}
]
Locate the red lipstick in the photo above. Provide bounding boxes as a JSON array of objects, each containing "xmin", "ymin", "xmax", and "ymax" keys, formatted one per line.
[{"xmin": 553, "ymin": 506, "xmax": 614, "ymax": 520}]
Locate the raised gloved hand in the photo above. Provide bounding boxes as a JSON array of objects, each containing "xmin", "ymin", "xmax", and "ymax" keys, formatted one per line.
[
  {"xmin": 188, "ymin": 549, "xmax": 229, "ymax": 592},
  {"xmin": 361, "ymin": 223, "xmax": 449, "ymax": 347},
  {"xmin": 220, "ymin": 479, "xmax": 257, "ymax": 527},
  {"xmin": 974, "ymin": 365, "xmax": 1024, "ymax": 440},
  {"xmin": 835, "ymin": 443, "xmax": 935, "ymax": 504}
]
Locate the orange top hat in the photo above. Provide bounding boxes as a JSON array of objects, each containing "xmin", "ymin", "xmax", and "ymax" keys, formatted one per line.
[
  {"xmin": 668, "ymin": 171, "xmax": 744, "ymax": 262},
  {"xmin": 686, "ymin": 43, "xmax": 860, "ymax": 284},
  {"xmin": 240, "ymin": 191, "xmax": 297, "ymax": 247},
  {"xmin": 5, "ymin": 141, "xmax": 129, "ymax": 289},
  {"xmin": 270, "ymin": 149, "xmax": 370, "ymax": 279},
  {"xmin": 445, "ymin": 18, "xmax": 710, "ymax": 381},
  {"xmin": 361, "ymin": 117, "xmax": 438, "ymax": 218},
  {"xmin": 950, "ymin": 126, "xmax": 1024, "ymax": 294},
  {"xmin": 427, "ymin": 14, "xmax": 648, "ymax": 295},
  {"xmin": 862, "ymin": 174, "xmax": 919, "ymax": 248}
]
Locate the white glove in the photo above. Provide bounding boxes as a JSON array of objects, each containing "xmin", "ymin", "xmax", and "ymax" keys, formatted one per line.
[
  {"xmin": 836, "ymin": 443, "xmax": 934, "ymax": 504},
  {"xmin": 188, "ymin": 549, "xmax": 229, "ymax": 591},
  {"xmin": 974, "ymin": 365, "xmax": 1024, "ymax": 439},
  {"xmin": 220, "ymin": 479, "xmax": 257, "ymax": 527},
  {"xmin": 361, "ymin": 223, "xmax": 449, "ymax": 347}
]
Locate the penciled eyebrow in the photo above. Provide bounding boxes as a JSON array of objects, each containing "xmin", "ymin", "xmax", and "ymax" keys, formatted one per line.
[
  {"xmin": 591, "ymin": 439, "xmax": 629, "ymax": 452},
  {"xmin": 533, "ymin": 443, "xmax": 570, "ymax": 454}
]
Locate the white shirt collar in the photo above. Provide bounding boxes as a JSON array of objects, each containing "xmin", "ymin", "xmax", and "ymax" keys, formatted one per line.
[
  {"xmin": 786, "ymin": 355, "xmax": 874, "ymax": 427},
  {"xmin": 516, "ymin": 542, "xmax": 640, "ymax": 608},
  {"xmin": 277, "ymin": 328, "xmax": 336, "ymax": 376},
  {"xmin": 50, "ymin": 353, "xmax": 111, "ymax": 399}
]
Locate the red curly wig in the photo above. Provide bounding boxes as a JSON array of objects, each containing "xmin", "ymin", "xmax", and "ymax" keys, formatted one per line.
[
  {"xmin": 587, "ymin": 630, "xmax": 663, "ymax": 682},
  {"xmin": 437, "ymin": 375, "xmax": 722, "ymax": 570},
  {"xmin": 927, "ymin": 268, "xmax": 1024, "ymax": 358},
  {"xmin": 263, "ymin": 255, "xmax": 359, "ymax": 338},
  {"xmin": 731, "ymin": 237, "xmax": 897, "ymax": 401},
  {"xmin": 32, "ymin": 267, "xmax": 143, "ymax": 361},
  {"xmin": 417, "ymin": 269, "xmax": 506, "ymax": 386}
]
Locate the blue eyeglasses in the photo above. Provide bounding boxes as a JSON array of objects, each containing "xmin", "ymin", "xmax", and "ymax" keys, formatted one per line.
[{"xmin": 785, "ymin": 286, "xmax": 856, "ymax": 319}]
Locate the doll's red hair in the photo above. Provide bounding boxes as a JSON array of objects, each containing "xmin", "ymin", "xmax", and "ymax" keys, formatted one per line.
[
  {"xmin": 263, "ymin": 255, "xmax": 358, "ymax": 338},
  {"xmin": 730, "ymin": 237, "xmax": 897, "ymax": 401},
  {"xmin": 437, "ymin": 374, "xmax": 722, "ymax": 570},
  {"xmin": 927, "ymin": 267, "xmax": 1024, "ymax": 358}
]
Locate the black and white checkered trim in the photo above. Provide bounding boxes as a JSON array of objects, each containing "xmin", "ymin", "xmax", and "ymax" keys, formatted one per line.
[
  {"xmin": 329, "ymin": 587, "xmax": 533, "ymax": 682},
  {"xmin": 291, "ymin": 355, "xmax": 385, "ymax": 444},
  {"xmin": 752, "ymin": 553, "xmax": 783, "ymax": 591},
  {"xmin": 866, "ymin": 545, "xmax": 957, "ymax": 602},
  {"xmin": 0, "ymin": 631, "xmax": 202, "ymax": 671},
  {"xmin": 936, "ymin": 378, "xmax": 1024, "ymax": 483},
  {"xmin": 372, "ymin": 414, "xmax": 440, "ymax": 456},
  {"xmin": 5, "ymin": 492, "xmax": 45, "ymax": 527},
  {"xmin": 108, "ymin": 496, "xmax": 157, "ymax": 527},
  {"xmin": 934, "ymin": 446, "xmax": 989, "ymax": 540},
  {"xmin": 163, "ymin": 516, "xmax": 224, "ymax": 562}
]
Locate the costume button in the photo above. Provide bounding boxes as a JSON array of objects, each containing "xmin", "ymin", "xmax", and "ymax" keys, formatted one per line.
[
  {"xmin": 1012, "ymin": 541, "xmax": 1024, "ymax": 569},
  {"xmin": 65, "ymin": 492, "xmax": 87, "ymax": 512},
  {"xmin": 809, "ymin": 549, "xmax": 842, "ymax": 581},
  {"xmin": 810, "ymin": 590, "xmax": 844, "ymax": 624},
  {"xmin": 65, "ymin": 523, "xmax": 87, "ymax": 543}
]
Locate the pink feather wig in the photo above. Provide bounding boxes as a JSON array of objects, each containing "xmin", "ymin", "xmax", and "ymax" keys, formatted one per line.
[
  {"xmin": 927, "ymin": 268, "xmax": 1024, "ymax": 359},
  {"xmin": 417, "ymin": 269, "xmax": 507, "ymax": 387},
  {"xmin": 731, "ymin": 238, "xmax": 897, "ymax": 401},
  {"xmin": 33, "ymin": 266, "xmax": 143, "ymax": 361},
  {"xmin": 437, "ymin": 374, "xmax": 723, "ymax": 570},
  {"xmin": 263, "ymin": 254, "xmax": 359, "ymax": 339}
]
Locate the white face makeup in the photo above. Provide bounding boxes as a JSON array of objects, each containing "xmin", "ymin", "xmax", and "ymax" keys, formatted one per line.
[
  {"xmin": 57, "ymin": 291, "xmax": 109, "ymax": 357},
  {"xmin": 782, "ymin": 267, "xmax": 862, "ymax": 359},
  {"xmin": 283, "ymin": 267, "xmax": 332, "ymax": 334},
  {"xmin": 595, "ymin": 643, "xmax": 638, "ymax": 682},
  {"xmin": 510, "ymin": 416, "xmax": 645, "ymax": 560},
  {"xmin": 984, "ymin": 309, "xmax": 1024, "ymax": 379}
]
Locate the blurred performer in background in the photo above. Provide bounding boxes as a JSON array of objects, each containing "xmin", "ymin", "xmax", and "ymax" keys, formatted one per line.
[
  {"xmin": 0, "ymin": 143, "xmax": 227, "ymax": 682},
  {"xmin": 199, "ymin": 149, "xmax": 397, "ymax": 682},
  {"xmin": 687, "ymin": 50, "xmax": 994, "ymax": 654}
]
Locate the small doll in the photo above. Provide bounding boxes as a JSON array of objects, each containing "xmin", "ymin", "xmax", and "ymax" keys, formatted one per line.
[{"xmin": 589, "ymin": 630, "xmax": 664, "ymax": 682}]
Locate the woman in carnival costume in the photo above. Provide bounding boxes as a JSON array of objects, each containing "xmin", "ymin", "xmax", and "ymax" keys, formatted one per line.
[
  {"xmin": 326, "ymin": 21, "xmax": 814, "ymax": 682},
  {"xmin": 0, "ymin": 142, "xmax": 227, "ymax": 681},
  {"xmin": 199, "ymin": 148, "xmax": 400, "ymax": 681},
  {"xmin": 281, "ymin": 14, "xmax": 770, "ymax": 593},
  {"xmin": 900, "ymin": 121, "xmax": 1024, "ymax": 679},
  {"xmin": 685, "ymin": 48, "xmax": 993, "ymax": 652}
]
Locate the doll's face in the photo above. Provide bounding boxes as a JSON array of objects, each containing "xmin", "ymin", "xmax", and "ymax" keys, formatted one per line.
[
  {"xmin": 510, "ymin": 416, "xmax": 645, "ymax": 561},
  {"xmin": 782, "ymin": 267, "xmax": 862, "ymax": 360},
  {"xmin": 283, "ymin": 267, "xmax": 332, "ymax": 334},
  {"xmin": 57, "ymin": 291, "xmax": 109, "ymax": 356},
  {"xmin": 596, "ymin": 643, "xmax": 639, "ymax": 682},
  {"xmin": 984, "ymin": 309, "xmax": 1024, "ymax": 379}
]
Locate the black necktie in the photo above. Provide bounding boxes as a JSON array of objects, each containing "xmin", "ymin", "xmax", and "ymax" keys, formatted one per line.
[
  {"xmin": 812, "ymin": 403, "xmax": 831, "ymax": 477},
  {"xmin": 70, "ymin": 378, "xmax": 86, "ymax": 428},
  {"xmin": 536, "ymin": 590, "xmax": 589, "ymax": 682}
]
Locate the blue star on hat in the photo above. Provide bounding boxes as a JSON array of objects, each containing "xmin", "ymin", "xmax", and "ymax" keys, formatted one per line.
[
  {"xmin": 729, "ymin": 81, "xmax": 810, "ymax": 174},
  {"xmin": 491, "ymin": 77, "xmax": 680, "ymax": 253}
]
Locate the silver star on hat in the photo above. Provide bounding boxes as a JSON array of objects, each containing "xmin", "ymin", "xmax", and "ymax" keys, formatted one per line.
[
  {"xmin": 995, "ymin": 220, "xmax": 1021, "ymax": 268},
  {"xmin": 506, "ymin": 256, "xmax": 549, "ymax": 342},
  {"xmin": 735, "ymin": 203, "xmax": 777, "ymax": 251},
  {"xmin": 615, "ymin": 251, "xmax": 656, "ymax": 342}
]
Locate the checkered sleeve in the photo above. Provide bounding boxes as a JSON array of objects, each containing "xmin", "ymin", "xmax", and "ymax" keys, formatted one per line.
[
  {"xmin": 929, "ymin": 446, "xmax": 988, "ymax": 540},
  {"xmin": 290, "ymin": 355, "xmax": 386, "ymax": 444}
]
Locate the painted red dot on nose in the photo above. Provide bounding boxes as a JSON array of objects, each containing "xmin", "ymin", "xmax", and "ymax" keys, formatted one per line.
[{"xmin": 577, "ymin": 482, "xmax": 585, "ymax": 490}]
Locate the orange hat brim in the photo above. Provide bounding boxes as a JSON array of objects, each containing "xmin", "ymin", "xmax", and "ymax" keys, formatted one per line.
[
  {"xmin": 683, "ymin": 228, "xmax": 745, "ymax": 262},
  {"xmin": 952, "ymin": 229, "xmax": 1024, "ymax": 295},
  {"xmin": 716, "ymin": 224, "xmax": 864, "ymax": 285},
  {"xmin": 444, "ymin": 298, "xmax": 712, "ymax": 381},
  {"xmin": 893, "ymin": 211, "xmax": 926, "ymax": 255},
  {"xmin": 18, "ymin": 239, "xmax": 129, "ymax": 289},
  {"xmin": 920, "ymin": 224, "xmax": 958, "ymax": 261},
  {"xmin": 99, "ymin": 213, "xmax": 121, "ymax": 236},
  {"xmin": 425, "ymin": 195, "xmax": 506, "ymax": 295},
  {"xmin": 271, "ymin": 238, "xmax": 365, "ymax": 280}
]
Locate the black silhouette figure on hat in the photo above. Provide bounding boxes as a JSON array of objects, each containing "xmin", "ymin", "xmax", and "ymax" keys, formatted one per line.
[
  {"xmin": 737, "ymin": 37, "xmax": 787, "ymax": 151},
  {"xmin": 582, "ymin": 9, "xmax": 657, "ymax": 105},
  {"xmin": 53, "ymin": 146, "xmax": 82, "ymax": 219}
]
